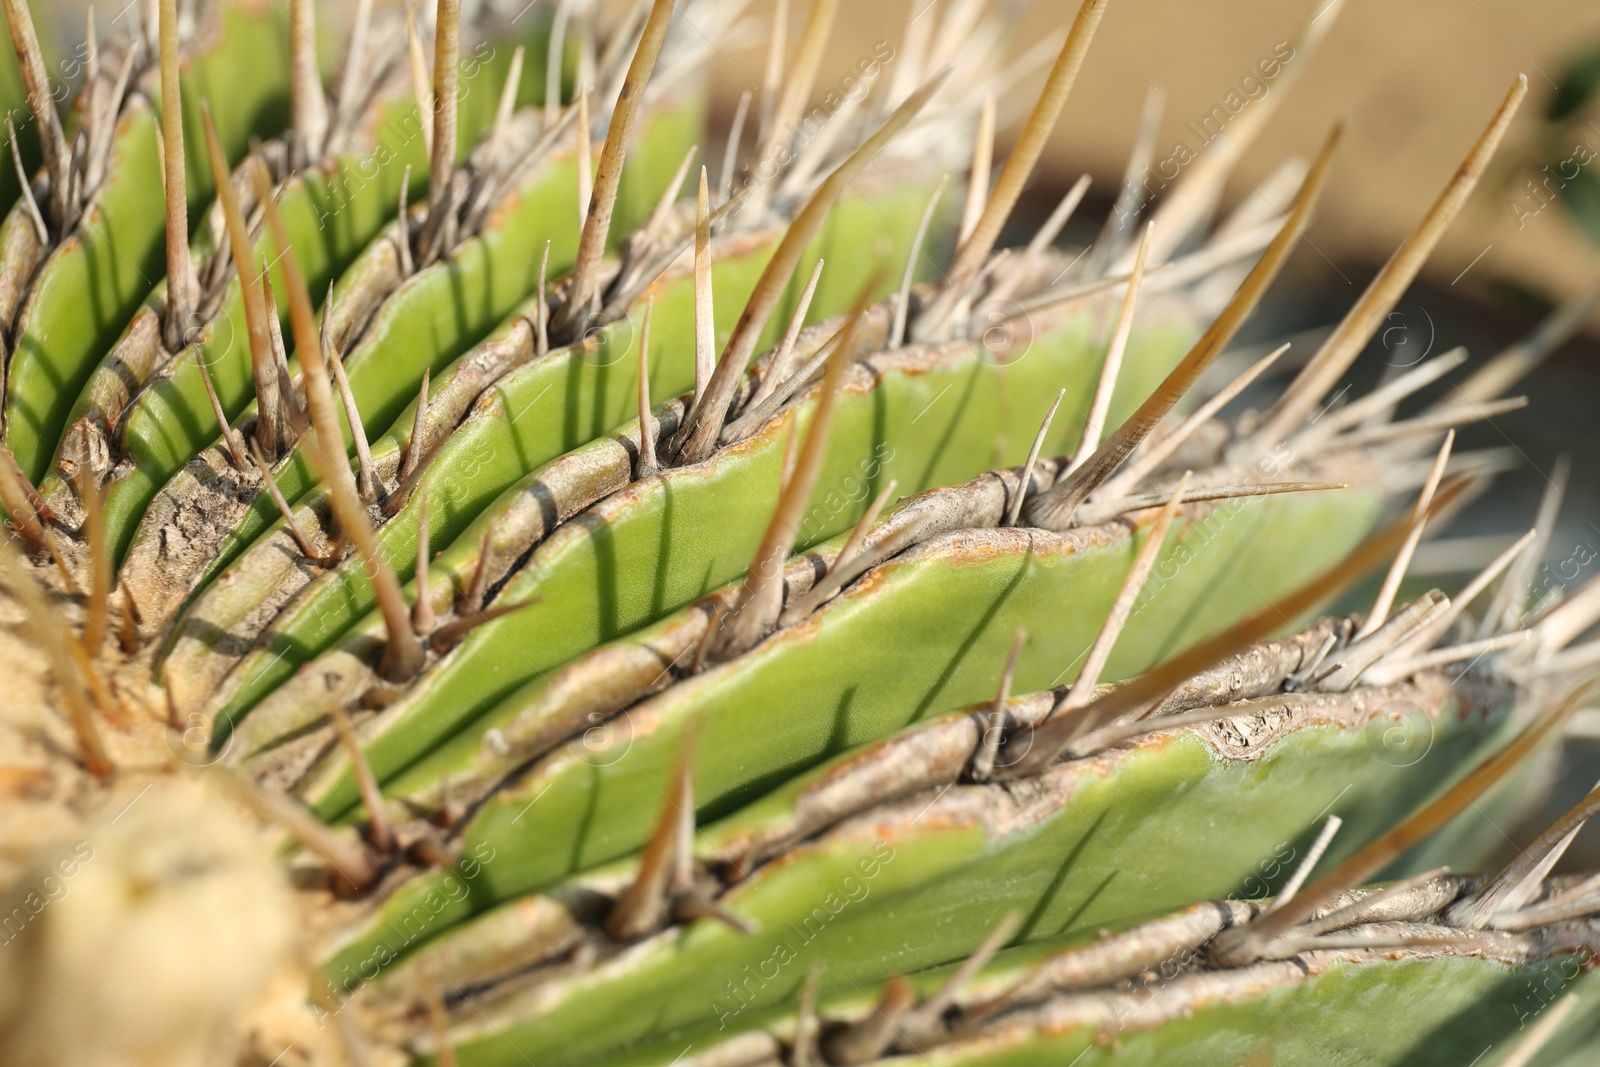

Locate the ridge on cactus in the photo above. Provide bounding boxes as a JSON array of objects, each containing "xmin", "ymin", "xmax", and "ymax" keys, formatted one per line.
[{"xmin": 0, "ymin": 2, "xmax": 1596, "ymax": 1066}]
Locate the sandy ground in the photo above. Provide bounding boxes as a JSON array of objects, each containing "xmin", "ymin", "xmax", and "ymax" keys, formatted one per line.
[{"xmin": 0, "ymin": 584, "xmax": 381, "ymax": 1066}]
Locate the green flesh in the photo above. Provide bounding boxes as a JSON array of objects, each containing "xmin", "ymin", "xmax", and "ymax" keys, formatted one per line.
[
  {"xmin": 118, "ymin": 89, "xmax": 704, "ymax": 584},
  {"xmin": 201, "ymin": 180, "xmax": 942, "ymax": 745},
  {"xmin": 0, "ymin": 1, "xmax": 49, "ymax": 213},
  {"xmin": 370, "ymin": 675, "xmax": 1505, "ymax": 1065},
  {"xmin": 3, "ymin": 0, "xmax": 293, "ymax": 483},
  {"xmin": 300, "ymin": 307, "xmax": 1202, "ymax": 819},
  {"xmin": 940, "ymin": 956, "xmax": 1581, "ymax": 1067},
  {"xmin": 319, "ymin": 470, "xmax": 1389, "ymax": 995},
  {"xmin": 589, "ymin": 950, "xmax": 1580, "ymax": 1067},
  {"xmin": 432, "ymin": 482, "xmax": 1382, "ymax": 887},
  {"xmin": 0, "ymin": 6, "xmax": 1565, "ymax": 1065},
  {"xmin": 96, "ymin": 24, "xmax": 561, "ymax": 562}
]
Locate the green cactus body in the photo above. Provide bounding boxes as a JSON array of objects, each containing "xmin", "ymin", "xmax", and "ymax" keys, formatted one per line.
[
  {"xmin": 314, "ymin": 469, "xmax": 1395, "ymax": 1002},
  {"xmin": 0, "ymin": 5, "xmax": 1582, "ymax": 1066},
  {"xmin": 429, "ymin": 486, "xmax": 1381, "ymax": 879},
  {"xmin": 182, "ymin": 177, "xmax": 945, "ymax": 741},
  {"xmin": 46, "ymin": 17, "xmax": 557, "ymax": 554},
  {"xmin": 104, "ymin": 52, "xmax": 668, "ymax": 574},
  {"xmin": 114, "ymin": 87, "xmax": 704, "ymax": 580},
  {"xmin": 282, "ymin": 299, "xmax": 1200, "ymax": 818},
  {"xmin": 588, "ymin": 940, "xmax": 1586, "ymax": 1067},
  {"xmin": 337, "ymin": 671, "xmax": 1509, "ymax": 1066},
  {"xmin": 3, "ymin": 0, "xmax": 293, "ymax": 484}
]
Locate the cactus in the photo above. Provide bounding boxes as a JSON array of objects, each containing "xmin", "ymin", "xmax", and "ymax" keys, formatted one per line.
[{"xmin": 1, "ymin": 2, "xmax": 1598, "ymax": 1066}]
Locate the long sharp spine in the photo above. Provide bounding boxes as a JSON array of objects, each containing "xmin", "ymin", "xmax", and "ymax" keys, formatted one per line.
[
  {"xmin": 561, "ymin": 0, "xmax": 677, "ymax": 332},
  {"xmin": 249, "ymin": 160, "xmax": 424, "ymax": 682},
  {"xmin": 289, "ymin": 0, "xmax": 328, "ymax": 166},
  {"xmin": 891, "ymin": 177, "xmax": 949, "ymax": 350},
  {"xmin": 1250, "ymin": 75, "xmax": 1529, "ymax": 450},
  {"xmin": 325, "ymin": 286, "xmax": 378, "ymax": 504},
  {"xmin": 2, "ymin": 0, "xmax": 69, "ymax": 225},
  {"xmin": 402, "ymin": 369, "xmax": 432, "ymax": 483},
  {"xmin": 1068, "ymin": 222, "xmax": 1151, "ymax": 473},
  {"xmin": 1059, "ymin": 472, "xmax": 1192, "ymax": 717},
  {"xmin": 693, "ymin": 166, "xmax": 714, "ymax": 403},
  {"xmin": 637, "ymin": 299, "xmax": 657, "ymax": 478},
  {"xmin": 158, "ymin": 0, "xmax": 192, "ymax": 351},
  {"xmin": 1359, "ymin": 431, "xmax": 1454, "ymax": 638},
  {"xmin": 406, "ymin": 7, "xmax": 434, "ymax": 158},
  {"xmin": 196, "ymin": 354, "xmax": 245, "ymax": 471},
  {"xmin": 0, "ymin": 446, "xmax": 46, "ymax": 554},
  {"xmin": 753, "ymin": 0, "xmax": 840, "ymax": 211},
  {"xmin": 201, "ymin": 107, "xmax": 279, "ymax": 460},
  {"xmin": 718, "ymin": 90, "xmax": 750, "ymax": 203},
  {"xmin": 715, "ymin": 296, "xmax": 870, "ymax": 657},
  {"xmin": 604, "ymin": 730, "xmax": 696, "ymax": 941},
  {"xmin": 414, "ymin": 489, "xmax": 435, "ymax": 636},
  {"xmin": 249, "ymin": 438, "xmax": 321, "ymax": 563},
  {"xmin": 6, "ymin": 114, "xmax": 46, "ymax": 244},
  {"xmin": 420, "ymin": 0, "xmax": 462, "ymax": 265},
  {"xmin": 1484, "ymin": 455, "xmax": 1568, "ymax": 638},
  {"xmin": 918, "ymin": 0, "xmax": 1109, "ymax": 337},
  {"xmin": 957, "ymin": 93, "xmax": 996, "ymax": 246},
  {"xmin": 971, "ymin": 629, "xmax": 1025, "ymax": 781},
  {"xmin": 331, "ymin": 703, "xmax": 394, "ymax": 854}
]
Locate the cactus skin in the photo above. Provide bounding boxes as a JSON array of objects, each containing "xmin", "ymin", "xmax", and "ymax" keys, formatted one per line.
[
  {"xmin": 164, "ymin": 177, "xmax": 945, "ymax": 727},
  {"xmin": 288, "ymin": 303, "xmax": 1202, "ymax": 820},
  {"xmin": 3, "ymin": 1, "xmax": 294, "ymax": 484},
  {"xmin": 101, "ymin": 71, "xmax": 698, "ymax": 569},
  {"xmin": 49, "ymin": 24, "xmax": 556, "ymax": 543},
  {"xmin": 589, "ymin": 953, "xmax": 1590, "ymax": 1067},
  {"xmin": 1, "ymin": 4, "xmax": 1596, "ymax": 1067},
  {"xmin": 338, "ymin": 676, "xmax": 1510, "ymax": 1067},
  {"xmin": 378, "ymin": 476, "xmax": 1378, "ymax": 873}
]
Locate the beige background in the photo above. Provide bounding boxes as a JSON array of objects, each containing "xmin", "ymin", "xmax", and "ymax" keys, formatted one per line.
[{"xmin": 712, "ymin": 0, "xmax": 1600, "ymax": 309}]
